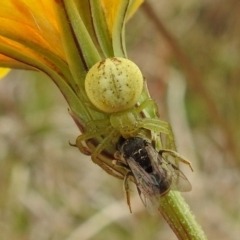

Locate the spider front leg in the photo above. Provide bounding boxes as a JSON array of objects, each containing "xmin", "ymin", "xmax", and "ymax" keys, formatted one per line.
[
  {"xmin": 141, "ymin": 118, "xmax": 176, "ymax": 149},
  {"xmin": 77, "ymin": 127, "xmax": 121, "ymax": 169},
  {"xmin": 135, "ymin": 98, "xmax": 159, "ymax": 115},
  {"xmin": 76, "ymin": 126, "xmax": 111, "ymax": 155},
  {"xmin": 136, "ymin": 99, "xmax": 176, "ymax": 150},
  {"xmin": 75, "ymin": 118, "xmax": 110, "ymax": 155},
  {"xmin": 90, "ymin": 128, "xmax": 120, "ymax": 163},
  {"xmin": 76, "ymin": 127, "xmax": 123, "ymax": 179}
]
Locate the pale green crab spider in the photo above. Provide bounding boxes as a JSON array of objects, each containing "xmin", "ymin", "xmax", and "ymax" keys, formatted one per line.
[{"xmin": 75, "ymin": 58, "xmax": 173, "ymax": 164}]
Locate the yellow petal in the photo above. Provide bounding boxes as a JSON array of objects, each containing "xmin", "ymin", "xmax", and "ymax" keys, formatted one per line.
[
  {"xmin": 0, "ymin": 67, "xmax": 10, "ymax": 78},
  {"xmin": 126, "ymin": 0, "xmax": 144, "ymax": 20},
  {"xmin": 101, "ymin": 0, "xmax": 143, "ymax": 32}
]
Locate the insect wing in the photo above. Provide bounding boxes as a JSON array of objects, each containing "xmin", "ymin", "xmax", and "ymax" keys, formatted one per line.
[
  {"xmin": 127, "ymin": 157, "xmax": 161, "ymax": 214},
  {"xmin": 145, "ymin": 144, "xmax": 192, "ymax": 193},
  {"xmin": 141, "ymin": 191, "xmax": 160, "ymax": 215}
]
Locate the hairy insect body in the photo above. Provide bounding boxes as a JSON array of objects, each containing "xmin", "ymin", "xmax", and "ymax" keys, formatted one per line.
[
  {"xmin": 117, "ymin": 137, "xmax": 171, "ymax": 196},
  {"xmin": 115, "ymin": 137, "xmax": 192, "ymax": 214}
]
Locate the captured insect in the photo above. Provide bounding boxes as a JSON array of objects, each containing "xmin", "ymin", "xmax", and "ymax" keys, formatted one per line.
[
  {"xmin": 75, "ymin": 58, "xmax": 173, "ymax": 167},
  {"xmin": 114, "ymin": 136, "xmax": 193, "ymax": 214}
]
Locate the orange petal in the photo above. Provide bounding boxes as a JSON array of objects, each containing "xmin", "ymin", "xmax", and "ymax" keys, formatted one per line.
[
  {"xmin": 0, "ymin": 0, "xmax": 66, "ymax": 67},
  {"xmin": 0, "ymin": 0, "xmax": 144, "ymax": 69},
  {"xmin": 0, "ymin": 53, "xmax": 31, "ymax": 70}
]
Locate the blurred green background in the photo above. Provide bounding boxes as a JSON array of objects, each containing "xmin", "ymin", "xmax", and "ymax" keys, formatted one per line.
[{"xmin": 0, "ymin": 0, "xmax": 240, "ymax": 239}]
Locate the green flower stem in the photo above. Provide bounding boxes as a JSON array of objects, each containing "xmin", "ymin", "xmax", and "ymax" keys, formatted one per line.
[
  {"xmin": 112, "ymin": 0, "xmax": 129, "ymax": 57},
  {"xmin": 160, "ymin": 191, "xmax": 207, "ymax": 240},
  {"xmin": 54, "ymin": 0, "xmax": 108, "ymax": 124},
  {"xmin": 74, "ymin": 0, "xmax": 104, "ymax": 57},
  {"xmin": 89, "ymin": 0, "xmax": 114, "ymax": 57},
  {"xmin": 54, "ymin": 0, "xmax": 103, "ymax": 123},
  {"xmin": 53, "ymin": 0, "xmax": 87, "ymax": 88},
  {"xmin": 62, "ymin": 0, "xmax": 101, "ymax": 68}
]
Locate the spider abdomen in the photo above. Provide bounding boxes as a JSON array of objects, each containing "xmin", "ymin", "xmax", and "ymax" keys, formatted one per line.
[{"xmin": 85, "ymin": 57, "xmax": 143, "ymax": 113}]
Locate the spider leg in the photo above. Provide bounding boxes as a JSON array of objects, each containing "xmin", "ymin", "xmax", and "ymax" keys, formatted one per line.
[
  {"xmin": 135, "ymin": 98, "xmax": 159, "ymax": 114},
  {"xmin": 112, "ymin": 159, "xmax": 128, "ymax": 168},
  {"xmin": 97, "ymin": 161, "xmax": 124, "ymax": 180},
  {"xmin": 141, "ymin": 117, "xmax": 178, "ymax": 152},
  {"xmin": 75, "ymin": 118, "xmax": 110, "ymax": 155},
  {"xmin": 159, "ymin": 149, "xmax": 194, "ymax": 172},
  {"xmin": 85, "ymin": 118, "xmax": 109, "ymax": 131},
  {"xmin": 76, "ymin": 127, "xmax": 112, "ymax": 155},
  {"xmin": 136, "ymin": 98, "xmax": 177, "ymax": 151},
  {"xmin": 142, "ymin": 118, "xmax": 172, "ymax": 135},
  {"xmin": 91, "ymin": 129, "xmax": 119, "ymax": 164}
]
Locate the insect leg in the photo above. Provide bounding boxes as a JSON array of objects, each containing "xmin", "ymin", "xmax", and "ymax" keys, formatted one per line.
[
  {"xmin": 83, "ymin": 139, "xmax": 125, "ymax": 179},
  {"xmin": 112, "ymin": 159, "xmax": 129, "ymax": 169},
  {"xmin": 123, "ymin": 171, "xmax": 134, "ymax": 213}
]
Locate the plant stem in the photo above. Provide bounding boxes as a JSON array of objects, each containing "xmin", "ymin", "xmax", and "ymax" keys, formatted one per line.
[{"xmin": 159, "ymin": 191, "xmax": 208, "ymax": 240}]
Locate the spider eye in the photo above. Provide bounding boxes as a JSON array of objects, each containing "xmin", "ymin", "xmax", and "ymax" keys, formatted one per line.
[{"xmin": 85, "ymin": 57, "xmax": 143, "ymax": 113}]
